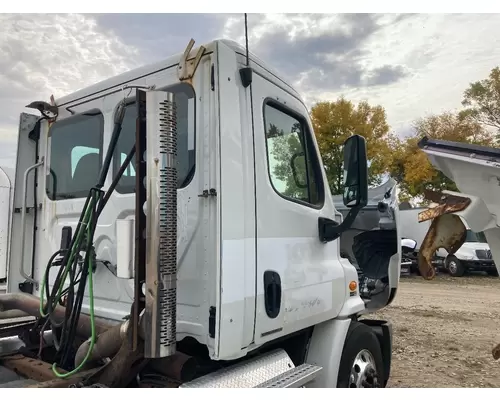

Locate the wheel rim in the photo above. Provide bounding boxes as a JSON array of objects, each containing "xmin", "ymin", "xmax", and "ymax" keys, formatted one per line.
[
  {"xmin": 448, "ymin": 260, "xmax": 458, "ymax": 274},
  {"xmin": 348, "ymin": 349, "xmax": 379, "ymax": 388}
]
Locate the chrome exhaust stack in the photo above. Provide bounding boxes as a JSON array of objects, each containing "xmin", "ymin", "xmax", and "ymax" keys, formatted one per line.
[{"xmin": 143, "ymin": 91, "xmax": 178, "ymax": 359}]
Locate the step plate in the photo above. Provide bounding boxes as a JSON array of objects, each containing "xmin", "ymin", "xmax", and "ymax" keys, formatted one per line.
[
  {"xmin": 180, "ymin": 349, "xmax": 295, "ymax": 388},
  {"xmin": 257, "ymin": 364, "xmax": 323, "ymax": 388}
]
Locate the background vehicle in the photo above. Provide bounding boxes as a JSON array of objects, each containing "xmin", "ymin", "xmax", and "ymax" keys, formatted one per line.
[
  {"xmin": 0, "ymin": 165, "xmax": 15, "ymax": 290},
  {"xmin": 415, "ymin": 137, "xmax": 500, "ymax": 280},
  {"xmin": 400, "ymin": 207, "xmax": 496, "ymax": 276},
  {"xmin": 400, "ymin": 238, "xmax": 417, "ymax": 276},
  {"xmin": 0, "ymin": 39, "xmax": 400, "ymax": 388}
]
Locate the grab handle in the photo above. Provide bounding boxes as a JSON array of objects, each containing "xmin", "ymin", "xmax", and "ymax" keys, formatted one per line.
[{"xmin": 19, "ymin": 157, "xmax": 44, "ymax": 287}]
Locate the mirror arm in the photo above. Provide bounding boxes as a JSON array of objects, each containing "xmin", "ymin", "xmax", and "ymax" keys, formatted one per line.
[{"xmin": 318, "ymin": 206, "xmax": 362, "ymax": 243}]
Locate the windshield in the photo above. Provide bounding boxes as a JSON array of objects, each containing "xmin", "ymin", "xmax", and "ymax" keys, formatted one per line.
[{"xmin": 465, "ymin": 229, "xmax": 488, "ymax": 243}]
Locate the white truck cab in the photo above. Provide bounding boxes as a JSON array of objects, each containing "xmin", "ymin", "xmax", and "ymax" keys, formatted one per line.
[
  {"xmin": 436, "ymin": 220, "xmax": 496, "ymax": 277},
  {"xmin": 0, "ymin": 38, "xmax": 400, "ymax": 388}
]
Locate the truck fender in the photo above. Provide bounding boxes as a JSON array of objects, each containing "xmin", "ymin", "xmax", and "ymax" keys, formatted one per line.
[
  {"xmin": 304, "ymin": 318, "xmax": 393, "ymax": 388},
  {"xmin": 303, "ymin": 318, "xmax": 351, "ymax": 388}
]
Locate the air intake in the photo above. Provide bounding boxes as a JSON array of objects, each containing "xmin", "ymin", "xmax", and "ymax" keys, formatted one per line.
[{"xmin": 144, "ymin": 91, "xmax": 178, "ymax": 358}]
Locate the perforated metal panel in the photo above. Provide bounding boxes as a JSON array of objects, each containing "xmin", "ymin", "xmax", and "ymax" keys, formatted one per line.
[{"xmin": 144, "ymin": 91, "xmax": 178, "ymax": 358}]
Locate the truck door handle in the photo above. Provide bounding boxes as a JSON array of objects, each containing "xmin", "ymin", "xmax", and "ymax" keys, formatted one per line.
[{"xmin": 264, "ymin": 270, "xmax": 282, "ymax": 319}]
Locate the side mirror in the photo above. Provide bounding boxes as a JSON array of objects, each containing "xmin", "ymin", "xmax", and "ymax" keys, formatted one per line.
[
  {"xmin": 318, "ymin": 134, "xmax": 369, "ymax": 243},
  {"xmin": 401, "ymin": 238, "xmax": 417, "ymax": 252},
  {"xmin": 290, "ymin": 152, "xmax": 307, "ymax": 189},
  {"xmin": 342, "ymin": 135, "xmax": 368, "ymax": 208}
]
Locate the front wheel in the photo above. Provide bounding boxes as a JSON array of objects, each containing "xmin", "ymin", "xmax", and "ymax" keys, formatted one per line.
[
  {"xmin": 337, "ymin": 322, "xmax": 385, "ymax": 388},
  {"xmin": 446, "ymin": 255, "xmax": 465, "ymax": 277}
]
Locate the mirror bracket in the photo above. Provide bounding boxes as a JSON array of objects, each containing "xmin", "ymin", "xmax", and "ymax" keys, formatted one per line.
[{"xmin": 318, "ymin": 206, "xmax": 362, "ymax": 243}]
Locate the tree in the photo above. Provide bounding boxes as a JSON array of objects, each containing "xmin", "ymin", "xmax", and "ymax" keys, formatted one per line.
[
  {"xmin": 268, "ymin": 122, "xmax": 309, "ymax": 200},
  {"xmin": 461, "ymin": 66, "xmax": 500, "ymax": 141},
  {"xmin": 388, "ymin": 112, "xmax": 496, "ymax": 202},
  {"xmin": 310, "ymin": 98, "xmax": 393, "ymax": 195}
]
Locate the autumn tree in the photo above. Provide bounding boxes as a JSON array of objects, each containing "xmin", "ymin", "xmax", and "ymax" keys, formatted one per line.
[
  {"xmin": 461, "ymin": 66, "xmax": 500, "ymax": 141},
  {"xmin": 310, "ymin": 98, "xmax": 393, "ymax": 195},
  {"xmin": 388, "ymin": 112, "xmax": 495, "ymax": 202}
]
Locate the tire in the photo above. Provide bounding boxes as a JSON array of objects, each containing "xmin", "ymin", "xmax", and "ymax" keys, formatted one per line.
[
  {"xmin": 337, "ymin": 322, "xmax": 385, "ymax": 388},
  {"xmin": 446, "ymin": 255, "xmax": 465, "ymax": 277}
]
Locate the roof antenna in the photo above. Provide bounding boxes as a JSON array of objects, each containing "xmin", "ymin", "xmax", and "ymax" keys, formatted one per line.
[
  {"xmin": 240, "ymin": 13, "xmax": 253, "ymax": 87},
  {"xmin": 244, "ymin": 13, "xmax": 250, "ymax": 66}
]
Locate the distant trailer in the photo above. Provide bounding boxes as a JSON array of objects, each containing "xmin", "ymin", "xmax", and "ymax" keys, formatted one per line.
[{"xmin": 0, "ymin": 165, "xmax": 14, "ymax": 282}]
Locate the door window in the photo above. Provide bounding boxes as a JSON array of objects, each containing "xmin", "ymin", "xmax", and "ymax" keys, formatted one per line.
[{"xmin": 263, "ymin": 102, "xmax": 324, "ymax": 207}]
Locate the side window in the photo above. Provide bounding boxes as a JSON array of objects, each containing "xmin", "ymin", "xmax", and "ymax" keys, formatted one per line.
[
  {"xmin": 113, "ymin": 83, "xmax": 196, "ymax": 194},
  {"xmin": 264, "ymin": 103, "xmax": 323, "ymax": 206},
  {"xmin": 46, "ymin": 111, "xmax": 103, "ymax": 200}
]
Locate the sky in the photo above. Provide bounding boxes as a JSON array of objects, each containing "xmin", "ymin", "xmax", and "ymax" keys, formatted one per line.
[{"xmin": 1, "ymin": 12, "xmax": 500, "ymax": 168}]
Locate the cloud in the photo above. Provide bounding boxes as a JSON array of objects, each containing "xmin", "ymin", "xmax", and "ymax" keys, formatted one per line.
[
  {"xmin": 222, "ymin": 13, "xmax": 410, "ymax": 92},
  {"xmin": 0, "ymin": 13, "xmax": 139, "ymax": 167},
  {"xmin": 91, "ymin": 13, "xmax": 227, "ymax": 63},
  {"xmin": 1, "ymin": 12, "xmax": 500, "ymax": 170},
  {"xmin": 306, "ymin": 13, "xmax": 500, "ymax": 131},
  {"xmin": 364, "ymin": 65, "xmax": 408, "ymax": 86}
]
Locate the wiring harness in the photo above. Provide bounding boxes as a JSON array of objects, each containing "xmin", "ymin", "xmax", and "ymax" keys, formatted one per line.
[{"xmin": 38, "ymin": 99, "xmax": 137, "ymax": 378}]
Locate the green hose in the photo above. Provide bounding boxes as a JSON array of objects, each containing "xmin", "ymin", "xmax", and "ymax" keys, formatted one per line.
[
  {"xmin": 51, "ymin": 252, "xmax": 95, "ymax": 378},
  {"xmin": 39, "ymin": 195, "xmax": 98, "ymax": 378},
  {"xmin": 39, "ymin": 204, "xmax": 93, "ymax": 318}
]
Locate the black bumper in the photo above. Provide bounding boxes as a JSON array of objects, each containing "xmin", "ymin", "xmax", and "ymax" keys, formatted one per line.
[{"xmin": 463, "ymin": 259, "xmax": 496, "ymax": 271}]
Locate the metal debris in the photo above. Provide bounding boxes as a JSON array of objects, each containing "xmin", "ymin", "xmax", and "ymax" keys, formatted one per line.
[{"xmin": 417, "ymin": 190, "xmax": 471, "ymax": 280}]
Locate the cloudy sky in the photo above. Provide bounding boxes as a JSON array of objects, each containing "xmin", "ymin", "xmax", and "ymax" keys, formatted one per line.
[{"xmin": 1, "ymin": 13, "xmax": 499, "ymax": 168}]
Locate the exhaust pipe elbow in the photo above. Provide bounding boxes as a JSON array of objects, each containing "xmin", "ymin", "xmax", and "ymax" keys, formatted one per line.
[
  {"xmin": 74, "ymin": 320, "xmax": 129, "ymax": 367},
  {"xmin": 74, "ymin": 315, "xmax": 146, "ymax": 367}
]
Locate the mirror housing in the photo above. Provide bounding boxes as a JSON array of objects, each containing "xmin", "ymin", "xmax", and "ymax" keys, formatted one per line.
[
  {"xmin": 319, "ymin": 134, "xmax": 369, "ymax": 243},
  {"xmin": 342, "ymin": 135, "xmax": 368, "ymax": 208},
  {"xmin": 290, "ymin": 152, "xmax": 307, "ymax": 189}
]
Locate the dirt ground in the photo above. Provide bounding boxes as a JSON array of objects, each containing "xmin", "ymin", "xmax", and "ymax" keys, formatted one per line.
[{"xmin": 373, "ymin": 274, "xmax": 500, "ymax": 388}]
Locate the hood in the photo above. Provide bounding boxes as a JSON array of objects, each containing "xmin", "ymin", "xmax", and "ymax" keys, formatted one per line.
[{"xmin": 460, "ymin": 242, "xmax": 490, "ymax": 251}]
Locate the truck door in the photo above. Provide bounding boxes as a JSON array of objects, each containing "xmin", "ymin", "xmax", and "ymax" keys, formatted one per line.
[{"xmin": 250, "ymin": 73, "xmax": 347, "ymax": 344}]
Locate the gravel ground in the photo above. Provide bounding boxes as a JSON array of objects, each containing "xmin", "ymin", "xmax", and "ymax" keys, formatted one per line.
[{"xmin": 373, "ymin": 274, "xmax": 500, "ymax": 388}]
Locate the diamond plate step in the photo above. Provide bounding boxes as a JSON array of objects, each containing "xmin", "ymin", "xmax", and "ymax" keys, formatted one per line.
[
  {"xmin": 256, "ymin": 364, "xmax": 322, "ymax": 388},
  {"xmin": 180, "ymin": 348, "xmax": 295, "ymax": 388}
]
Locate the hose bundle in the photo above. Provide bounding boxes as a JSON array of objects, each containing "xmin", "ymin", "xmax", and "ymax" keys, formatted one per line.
[
  {"xmin": 38, "ymin": 100, "xmax": 137, "ymax": 378},
  {"xmin": 40, "ymin": 188, "xmax": 101, "ymax": 377}
]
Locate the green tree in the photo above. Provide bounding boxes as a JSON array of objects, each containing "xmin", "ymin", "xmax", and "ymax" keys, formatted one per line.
[
  {"xmin": 311, "ymin": 98, "xmax": 393, "ymax": 195},
  {"xmin": 461, "ymin": 66, "xmax": 500, "ymax": 141},
  {"xmin": 268, "ymin": 122, "xmax": 309, "ymax": 200},
  {"xmin": 388, "ymin": 111, "xmax": 495, "ymax": 202}
]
